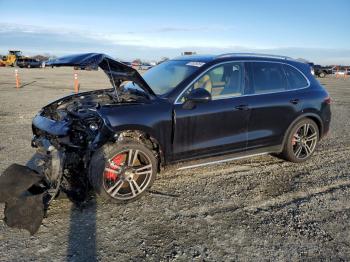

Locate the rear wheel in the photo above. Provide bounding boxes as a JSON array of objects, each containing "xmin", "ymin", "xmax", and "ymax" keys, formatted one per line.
[
  {"xmin": 282, "ymin": 118, "xmax": 319, "ymax": 162},
  {"xmin": 89, "ymin": 141, "xmax": 157, "ymax": 203}
]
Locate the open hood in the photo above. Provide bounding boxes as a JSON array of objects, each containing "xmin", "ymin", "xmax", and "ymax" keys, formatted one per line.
[{"xmin": 47, "ymin": 53, "xmax": 155, "ymax": 96}]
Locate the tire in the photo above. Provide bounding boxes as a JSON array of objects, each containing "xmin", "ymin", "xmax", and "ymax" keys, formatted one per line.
[
  {"xmin": 319, "ymin": 72, "xmax": 325, "ymax": 78},
  {"xmin": 281, "ymin": 118, "xmax": 319, "ymax": 163},
  {"xmin": 88, "ymin": 141, "xmax": 158, "ymax": 203}
]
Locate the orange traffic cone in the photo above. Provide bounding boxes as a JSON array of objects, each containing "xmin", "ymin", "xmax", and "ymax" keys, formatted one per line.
[
  {"xmin": 15, "ymin": 69, "xmax": 20, "ymax": 89},
  {"xmin": 74, "ymin": 73, "xmax": 79, "ymax": 93}
]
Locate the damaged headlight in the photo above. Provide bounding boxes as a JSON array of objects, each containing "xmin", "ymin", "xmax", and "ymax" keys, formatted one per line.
[{"xmin": 89, "ymin": 122, "xmax": 99, "ymax": 131}]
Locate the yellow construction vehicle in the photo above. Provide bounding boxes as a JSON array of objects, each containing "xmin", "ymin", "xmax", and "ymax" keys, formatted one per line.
[{"xmin": 0, "ymin": 50, "xmax": 23, "ymax": 67}]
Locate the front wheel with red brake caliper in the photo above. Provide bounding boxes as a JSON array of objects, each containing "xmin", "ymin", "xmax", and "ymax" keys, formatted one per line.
[{"xmin": 88, "ymin": 141, "xmax": 158, "ymax": 203}]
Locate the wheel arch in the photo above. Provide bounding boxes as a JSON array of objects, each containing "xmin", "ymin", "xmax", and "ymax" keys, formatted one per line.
[
  {"xmin": 281, "ymin": 113, "xmax": 323, "ymax": 151},
  {"xmin": 113, "ymin": 128, "xmax": 165, "ymax": 171}
]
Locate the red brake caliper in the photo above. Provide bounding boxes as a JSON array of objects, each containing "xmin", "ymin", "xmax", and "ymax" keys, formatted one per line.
[
  {"xmin": 292, "ymin": 133, "xmax": 297, "ymax": 146},
  {"xmin": 104, "ymin": 154, "xmax": 125, "ymax": 181}
]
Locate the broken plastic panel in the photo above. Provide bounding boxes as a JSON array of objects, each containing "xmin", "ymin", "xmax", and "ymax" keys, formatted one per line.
[{"xmin": 0, "ymin": 164, "xmax": 48, "ymax": 235}]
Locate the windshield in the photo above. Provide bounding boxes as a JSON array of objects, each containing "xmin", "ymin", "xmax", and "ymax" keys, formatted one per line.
[{"xmin": 124, "ymin": 60, "xmax": 200, "ymax": 95}]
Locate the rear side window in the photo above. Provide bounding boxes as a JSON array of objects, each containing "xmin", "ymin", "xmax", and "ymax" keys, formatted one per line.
[
  {"xmin": 251, "ymin": 62, "xmax": 286, "ymax": 94},
  {"xmin": 283, "ymin": 64, "xmax": 309, "ymax": 89}
]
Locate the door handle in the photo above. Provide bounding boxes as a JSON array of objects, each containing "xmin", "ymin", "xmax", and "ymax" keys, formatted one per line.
[
  {"xmin": 235, "ymin": 104, "xmax": 249, "ymax": 110},
  {"xmin": 290, "ymin": 99, "xmax": 300, "ymax": 105}
]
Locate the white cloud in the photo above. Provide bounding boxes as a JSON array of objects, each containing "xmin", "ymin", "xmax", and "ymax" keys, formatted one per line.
[
  {"xmin": 0, "ymin": 22, "xmax": 241, "ymax": 49},
  {"xmin": 1, "ymin": 22, "xmax": 349, "ymax": 64}
]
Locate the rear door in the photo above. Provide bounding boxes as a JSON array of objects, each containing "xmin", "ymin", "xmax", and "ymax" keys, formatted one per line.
[
  {"xmin": 245, "ymin": 61, "xmax": 305, "ymax": 150},
  {"xmin": 172, "ymin": 62, "xmax": 251, "ymax": 160}
]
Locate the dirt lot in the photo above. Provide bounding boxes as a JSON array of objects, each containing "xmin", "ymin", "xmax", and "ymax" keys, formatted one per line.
[{"xmin": 0, "ymin": 67, "xmax": 349, "ymax": 261}]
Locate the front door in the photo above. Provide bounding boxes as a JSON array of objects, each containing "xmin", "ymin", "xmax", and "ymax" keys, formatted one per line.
[{"xmin": 172, "ymin": 62, "xmax": 250, "ymax": 161}]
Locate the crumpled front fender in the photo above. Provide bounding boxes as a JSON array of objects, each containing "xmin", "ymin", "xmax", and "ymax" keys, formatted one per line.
[{"xmin": 32, "ymin": 114, "xmax": 70, "ymax": 136}]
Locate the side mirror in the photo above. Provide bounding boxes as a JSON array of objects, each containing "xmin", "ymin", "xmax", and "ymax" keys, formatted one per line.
[
  {"xmin": 186, "ymin": 88, "xmax": 211, "ymax": 103},
  {"xmin": 182, "ymin": 88, "xmax": 211, "ymax": 109}
]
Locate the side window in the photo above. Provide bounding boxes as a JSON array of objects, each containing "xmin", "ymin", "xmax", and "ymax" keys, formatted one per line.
[
  {"xmin": 283, "ymin": 64, "xmax": 309, "ymax": 89},
  {"xmin": 179, "ymin": 62, "xmax": 244, "ymax": 102},
  {"xmin": 251, "ymin": 62, "xmax": 286, "ymax": 94}
]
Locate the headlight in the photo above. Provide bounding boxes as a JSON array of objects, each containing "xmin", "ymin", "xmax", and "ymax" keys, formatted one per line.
[{"xmin": 89, "ymin": 122, "xmax": 99, "ymax": 131}]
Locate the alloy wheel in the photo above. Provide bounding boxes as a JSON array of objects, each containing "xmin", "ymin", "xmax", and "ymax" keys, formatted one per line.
[
  {"xmin": 103, "ymin": 149, "xmax": 153, "ymax": 200},
  {"xmin": 292, "ymin": 123, "xmax": 318, "ymax": 159}
]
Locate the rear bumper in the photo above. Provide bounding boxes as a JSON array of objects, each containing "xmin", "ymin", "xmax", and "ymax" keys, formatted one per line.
[
  {"xmin": 320, "ymin": 103, "xmax": 331, "ymax": 139},
  {"xmin": 321, "ymin": 118, "xmax": 331, "ymax": 138}
]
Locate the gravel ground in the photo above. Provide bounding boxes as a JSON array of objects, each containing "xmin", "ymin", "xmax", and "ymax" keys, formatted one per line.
[{"xmin": 0, "ymin": 67, "xmax": 349, "ymax": 261}]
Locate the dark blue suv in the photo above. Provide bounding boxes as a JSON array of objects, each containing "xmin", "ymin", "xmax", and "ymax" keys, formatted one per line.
[
  {"xmin": 11, "ymin": 53, "xmax": 333, "ymax": 204},
  {"xmin": 17, "ymin": 58, "xmax": 42, "ymax": 68}
]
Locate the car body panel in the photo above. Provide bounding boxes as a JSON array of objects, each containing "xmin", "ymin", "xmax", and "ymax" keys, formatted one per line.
[
  {"xmin": 47, "ymin": 53, "xmax": 156, "ymax": 96},
  {"xmin": 32, "ymin": 114, "xmax": 70, "ymax": 136},
  {"xmin": 32, "ymin": 53, "xmax": 331, "ymax": 166},
  {"xmin": 172, "ymin": 96, "xmax": 250, "ymax": 161},
  {"xmin": 244, "ymin": 91, "xmax": 301, "ymax": 149},
  {"xmin": 98, "ymin": 99, "xmax": 173, "ymax": 158}
]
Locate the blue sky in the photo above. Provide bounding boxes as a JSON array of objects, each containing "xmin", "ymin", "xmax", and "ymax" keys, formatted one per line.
[{"xmin": 0, "ymin": 0, "xmax": 349, "ymax": 64}]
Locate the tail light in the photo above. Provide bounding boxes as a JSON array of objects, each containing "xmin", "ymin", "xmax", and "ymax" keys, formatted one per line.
[{"xmin": 324, "ymin": 96, "xmax": 331, "ymax": 104}]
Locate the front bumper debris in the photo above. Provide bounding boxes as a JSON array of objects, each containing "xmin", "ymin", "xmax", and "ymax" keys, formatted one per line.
[{"xmin": 0, "ymin": 164, "xmax": 48, "ymax": 235}]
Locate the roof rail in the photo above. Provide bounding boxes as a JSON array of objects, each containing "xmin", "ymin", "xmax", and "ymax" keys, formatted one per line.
[{"xmin": 216, "ymin": 53, "xmax": 294, "ymax": 60}]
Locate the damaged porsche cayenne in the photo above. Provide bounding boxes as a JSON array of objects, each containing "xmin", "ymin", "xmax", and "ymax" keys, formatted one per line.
[{"xmin": 1, "ymin": 53, "xmax": 331, "ymax": 233}]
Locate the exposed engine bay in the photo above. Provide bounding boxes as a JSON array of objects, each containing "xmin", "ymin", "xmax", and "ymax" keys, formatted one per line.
[
  {"xmin": 0, "ymin": 88, "xmax": 150, "ymax": 234},
  {"xmin": 31, "ymin": 88, "xmax": 149, "ymax": 193},
  {"xmin": 0, "ymin": 53, "xmax": 157, "ymax": 235}
]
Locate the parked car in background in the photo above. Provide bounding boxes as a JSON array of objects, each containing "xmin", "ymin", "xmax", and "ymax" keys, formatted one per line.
[
  {"xmin": 306, "ymin": 63, "xmax": 334, "ymax": 78},
  {"xmin": 73, "ymin": 64, "xmax": 98, "ymax": 70},
  {"xmin": 139, "ymin": 62, "xmax": 153, "ymax": 70},
  {"xmin": 157, "ymin": 57, "xmax": 169, "ymax": 64},
  {"xmin": 120, "ymin": 61, "xmax": 132, "ymax": 67},
  {"xmin": 313, "ymin": 65, "xmax": 331, "ymax": 78},
  {"xmin": 332, "ymin": 66, "xmax": 350, "ymax": 75},
  {"xmin": 131, "ymin": 60, "xmax": 141, "ymax": 68},
  {"xmin": 17, "ymin": 58, "xmax": 42, "ymax": 68}
]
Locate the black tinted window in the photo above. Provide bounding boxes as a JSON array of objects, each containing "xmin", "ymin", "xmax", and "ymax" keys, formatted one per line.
[
  {"xmin": 283, "ymin": 64, "xmax": 308, "ymax": 89},
  {"xmin": 251, "ymin": 62, "xmax": 286, "ymax": 94}
]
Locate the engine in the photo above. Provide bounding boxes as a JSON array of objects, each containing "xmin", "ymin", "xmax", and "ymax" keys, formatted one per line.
[{"xmin": 31, "ymin": 92, "xmax": 112, "ymax": 185}]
